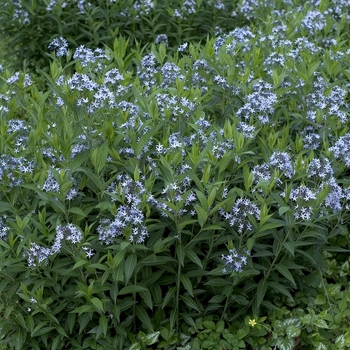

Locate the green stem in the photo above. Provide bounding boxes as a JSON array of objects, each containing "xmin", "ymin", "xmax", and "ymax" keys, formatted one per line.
[
  {"xmin": 133, "ymin": 272, "xmax": 137, "ymax": 333},
  {"xmin": 319, "ymin": 265, "xmax": 332, "ymax": 308},
  {"xmin": 175, "ymin": 260, "xmax": 181, "ymax": 332},
  {"xmin": 264, "ymin": 218, "xmax": 296, "ymax": 281},
  {"xmin": 175, "ymin": 220, "xmax": 181, "ymax": 332},
  {"xmin": 201, "ymin": 231, "xmax": 215, "ymax": 270},
  {"xmin": 221, "ymin": 282, "xmax": 234, "ymax": 321}
]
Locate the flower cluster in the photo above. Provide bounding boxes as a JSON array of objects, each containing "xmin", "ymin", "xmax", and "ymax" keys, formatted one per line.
[
  {"xmin": 307, "ymin": 158, "xmax": 334, "ymax": 180},
  {"xmin": 97, "ymin": 207, "xmax": 148, "ymax": 244},
  {"xmin": 137, "ymin": 52, "xmax": 159, "ymax": 92},
  {"xmin": 222, "ymin": 248, "xmax": 250, "ymax": 273},
  {"xmin": 301, "ymin": 10, "xmax": 326, "ymax": 35},
  {"xmin": 252, "ymin": 163, "xmax": 271, "ymax": 185},
  {"xmin": 24, "ymin": 224, "xmax": 83, "ymax": 267},
  {"xmin": 73, "ymin": 46, "xmax": 109, "ymax": 67},
  {"xmin": 282, "ymin": 185, "xmax": 317, "ymax": 220},
  {"xmin": 0, "ymin": 215, "xmax": 10, "ymax": 239},
  {"xmin": 0, "ymin": 155, "xmax": 35, "ymax": 187},
  {"xmin": 161, "ymin": 62, "xmax": 185, "ymax": 87},
  {"xmin": 323, "ymin": 177, "xmax": 344, "ymax": 213},
  {"xmin": 51, "ymin": 224, "xmax": 83, "ymax": 253},
  {"xmin": 148, "ymin": 172, "xmax": 196, "ymax": 219},
  {"xmin": 220, "ymin": 198, "xmax": 260, "ymax": 234},
  {"xmin": 269, "ymin": 151, "xmax": 295, "ymax": 179},
  {"xmin": 301, "ymin": 126, "xmax": 321, "ymax": 150},
  {"xmin": 155, "ymin": 34, "xmax": 168, "ymax": 47},
  {"xmin": 132, "ymin": 0, "xmax": 155, "ymax": 16},
  {"xmin": 100, "ymin": 174, "xmax": 148, "ymax": 244},
  {"xmin": 48, "ymin": 37, "xmax": 69, "ymax": 57},
  {"xmin": 236, "ymin": 80, "xmax": 277, "ymax": 125},
  {"xmin": 330, "ymin": 134, "xmax": 350, "ymax": 167}
]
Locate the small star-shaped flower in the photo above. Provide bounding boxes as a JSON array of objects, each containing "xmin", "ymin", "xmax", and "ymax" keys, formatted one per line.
[{"xmin": 248, "ymin": 319, "xmax": 257, "ymax": 327}]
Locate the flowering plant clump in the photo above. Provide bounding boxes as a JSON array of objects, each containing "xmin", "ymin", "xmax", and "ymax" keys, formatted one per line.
[{"xmin": 1, "ymin": 0, "xmax": 350, "ymax": 349}]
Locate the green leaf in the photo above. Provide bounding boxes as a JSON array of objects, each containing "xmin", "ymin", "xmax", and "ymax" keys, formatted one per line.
[
  {"xmin": 162, "ymin": 286, "xmax": 176, "ymax": 309},
  {"xmin": 207, "ymin": 186, "xmax": 217, "ymax": 208},
  {"xmin": 51, "ymin": 335, "xmax": 62, "ymax": 350},
  {"xmin": 89, "ymin": 263, "xmax": 108, "ymax": 271},
  {"xmin": 144, "ymin": 331, "xmax": 160, "ymax": 345},
  {"xmin": 255, "ymin": 279, "xmax": 268, "ymax": 312},
  {"xmin": 216, "ymin": 320, "xmax": 225, "ymax": 333},
  {"xmin": 176, "ymin": 244, "xmax": 185, "ymax": 267},
  {"xmin": 70, "ymin": 304, "xmax": 94, "ymax": 315},
  {"xmin": 180, "ymin": 274, "xmax": 193, "ymax": 297},
  {"xmin": 67, "ymin": 207, "xmax": 87, "ymax": 217},
  {"xmin": 276, "ymin": 337, "xmax": 295, "ymax": 350},
  {"xmin": 199, "ymin": 224, "xmax": 224, "ymax": 233},
  {"xmin": 204, "ymin": 278, "xmax": 228, "ymax": 287},
  {"xmin": 31, "ymin": 322, "xmax": 55, "ymax": 337},
  {"xmin": 142, "ymin": 270, "xmax": 164, "ymax": 286},
  {"xmin": 308, "ymin": 61, "xmax": 321, "ymax": 78},
  {"xmin": 219, "ymin": 150, "xmax": 234, "ymax": 174},
  {"xmin": 339, "ymin": 298, "xmax": 347, "ymax": 313},
  {"xmin": 135, "ymin": 305, "xmax": 154, "ymax": 332},
  {"xmin": 78, "ymin": 313, "xmax": 91, "ymax": 335},
  {"xmin": 202, "ymin": 163, "xmax": 211, "ymax": 184},
  {"xmin": 91, "ymin": 141, "xmax": 109, "ymax": 174},
  {"xmin": 180, "ymin": 314, "xmax": 197, "ymax": 329},
  {"xmin": 13, "ymin": 330, "xmax": 26, "ymax": 349},
  {"xmin": 268, "ymin": 282, "xmax": 293, "ymax": 299},
  {"xmin": 139, "ymin": 289, "xmax": 153, "ymax": 310},
  {"xmin": 283, "ymin": 241, "xmax": 296, "ymax": 256},
  {"xmin": 184, "ymin": 248, "xmax": 203, "ymax": 269},
  {"xmin": 202, "ymin": 320, "xmax": 216, "ymax": 330},
  {"xmin": 275, "ymin": 264, "xmax": 296, "ymax": 286},
  {"xmin": 279, "ymin": 206, "xmax": 291, "ymax": 216},
  {"xmin": 124, "ymin": 253, "xmax": 137, "ymax": 284},
  {"xmin": 194, "ymin": 205, "xmax": 208, "ymax": 228},
  {"xmin": 91, "ymin": 298, "xmax": 104, "ymax": 313},
  {"xmin": 159, "ymin": 156, "xmax": 174, "ymax": 184},
  {"xmin": 135, "ymin": 122, "xmax": 163, "ymax": 156},
  {"xmin": 78, "ymin": 167, "xmax": 104, "ymax": 191},
  {"xmin": 73, "ymin": 259, "xmax": 88, "ymax": 270},
  {"xmin": 139, "ymin": 255, "xmax": 177, "ymax": 266},
  {"xmin": 284, "ymin": 325, "xmax": 299, "ymax": 340},
  {"xmin": 110, "ymin": 250, "xmax": 126, "ymax": 269},
  {"xmin": 180, "ymin": 295, "xmax": 201, "ymax": 312},
  {"xmin": 69, "ymin": 150, "xmax": 89, "ymax": 172},
  {"xmin": 259, "ymin": 221, "xmax": 285, "ymax": 231},
  {"xmin": 67, "ymin": 313, "xmax": 76, "ymax": 333},
  {"xmin": 129, "ymin": 343, "xmax": 141, "ymax": 350},
  {"xmin": 194, "ymin": 190, "xmax": 208, "ymax": 211},
  {"xmin": 56, "ymin": 325, "xmax": 68, "ymax": 338},
  {"xmin": 0, "ymin": 201, "xmax": 16, "ymax": 214},
  {"xmin": 99, "ymin": 315, "xmax": 108, "ymax": 338},
  {"xmin": 118, "ymin": 285, "xmax": 148, "ymax": 295}
]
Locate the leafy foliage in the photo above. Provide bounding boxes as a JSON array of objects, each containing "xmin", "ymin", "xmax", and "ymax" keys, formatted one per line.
[
  {"xmin": 0, "ymin": 0, "xmax": 247, "ymax": 72},
  {"xmin": 0, "ymin": 0, "xmax": 350, "ymax": 349}
]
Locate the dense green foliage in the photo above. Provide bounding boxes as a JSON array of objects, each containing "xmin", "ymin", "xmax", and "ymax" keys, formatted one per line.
[
  {"xmin": 0, "ymin": 0, "xmax": 247, "ymax": 72},
  {"xmin": 1, "ymin": 0, "xmax": 350, "ymax": 349}
]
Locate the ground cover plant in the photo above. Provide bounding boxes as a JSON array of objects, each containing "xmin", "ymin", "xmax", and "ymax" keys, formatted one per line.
[{"xmin": 1, "ymin": 0, "xmax": 350, "ymax": 349}]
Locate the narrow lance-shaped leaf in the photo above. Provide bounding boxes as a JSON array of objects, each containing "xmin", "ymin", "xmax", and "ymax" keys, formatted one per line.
[
  {"xmin": 254, "ymin": 279, "xmax": 268, "ymax": 314},
  {"xmin": 135, "ymin": 305, "xmax": 154, "ymax": 332},
  {"xmin": 180, "ymin": 274, "xmax": 194, "ymax": 297},
  {"xmin": 176, "ymin": 244, "xmax": 185, "ymax": 267},
  {"xmin": 162, "ymin": 286, "xmax": 177, "ymax": 309},
  {"xmin": 275, "ymin": 263, "xmax": 296, "ymax": 286},
  {"xmin": 194, "ymin": 205, "xmax": 208, "ymax": 228},
  {"xmin": 124, "ymin": 253, "xmax": 137, "ymax": 284}
]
